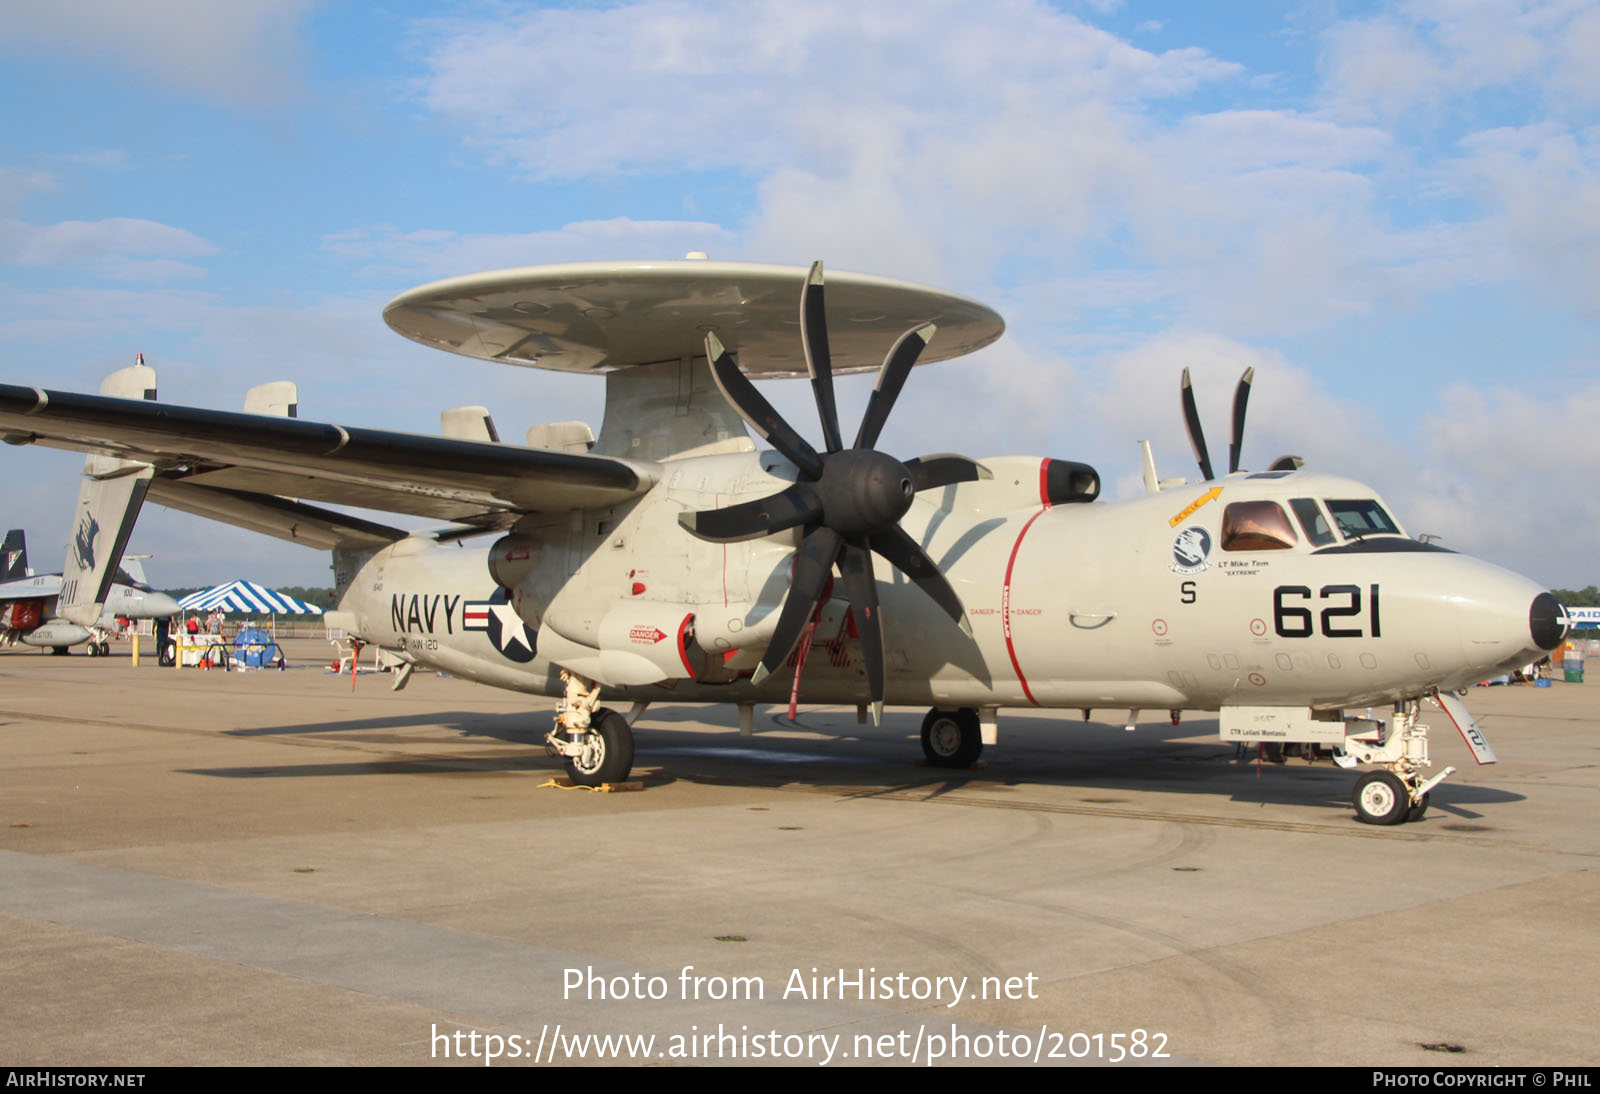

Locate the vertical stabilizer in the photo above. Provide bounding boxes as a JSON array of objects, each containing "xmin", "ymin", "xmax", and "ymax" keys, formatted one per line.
[
  {"xmin": 57, "ymin": 361, "xmax": 157, "ymax": 626},
  {"xmin": 1, "ymin": 530, "xmax": 28, "ymax": 580}
]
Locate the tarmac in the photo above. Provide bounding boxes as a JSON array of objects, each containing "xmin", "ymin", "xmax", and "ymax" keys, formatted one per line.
[{"xmin": 1, "ymin": 637, "xmax": 1595, "ymax": 1067}]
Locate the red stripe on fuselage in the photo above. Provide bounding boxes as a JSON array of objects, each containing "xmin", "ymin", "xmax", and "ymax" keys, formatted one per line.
[{"xmin": 1002, "ymin": 460, "xmax": 1051, "ymax": 706}]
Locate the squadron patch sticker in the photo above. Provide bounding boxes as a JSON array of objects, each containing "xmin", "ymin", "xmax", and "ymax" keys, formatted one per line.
[{"xmin": 1170, "ymin": 526, "xmax": 1212, "ymax": 575}]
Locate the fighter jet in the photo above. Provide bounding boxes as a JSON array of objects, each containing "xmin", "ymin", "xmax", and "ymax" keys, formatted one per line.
[{"xmin": 0, "ymin": 530, "xmax": 179, "ymax": 654}]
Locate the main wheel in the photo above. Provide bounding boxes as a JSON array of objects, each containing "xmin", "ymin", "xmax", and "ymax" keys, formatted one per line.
[
  {"xmin": 98, "ymin": 641, "xmax": 110, "ymax": 656},
  {"xmin": 921, "ymin": 707, "xmax": 982, "ymax": 768},
  {"xmin": 1353, "ymin": 770, "xmax": 1411, "ymax": 826},
  {"xmin": 564, "ymin": 707, "xmax": 635, "ymax": 787},
  {"xmin": 86, "ymin": 642, "xmax": 99, "ymax": 657}
]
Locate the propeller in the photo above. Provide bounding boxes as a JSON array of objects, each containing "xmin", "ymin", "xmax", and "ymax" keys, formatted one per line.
[
  {"xmin": 1180, "ymin": 366, "xmax": 1304, "ymax": 477},
  {"xmin": 1179, "ymin": 366, "xmax": 1298, "ymax": 479},
  {"xmin": 678, "ymin": 261, "xmax": 982, "ymax": 723}
]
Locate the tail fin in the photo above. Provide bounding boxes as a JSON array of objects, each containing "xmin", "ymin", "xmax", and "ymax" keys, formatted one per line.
[
  {"xmin": 1, "ymin": 530, "xmax": 28, "ymax": 580},
  {"xmin": 56, "ymin": 362, "xmax": 156, "ymax": 627},
  {"xmin": 115, "ymin": 554, "xmax": 150, "ymax": 587}
]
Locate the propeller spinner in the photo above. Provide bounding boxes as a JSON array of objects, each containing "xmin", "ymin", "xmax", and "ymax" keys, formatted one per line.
[{"xmin": 678, "ymin": 261, "xmax": 981, "ymax": 723}]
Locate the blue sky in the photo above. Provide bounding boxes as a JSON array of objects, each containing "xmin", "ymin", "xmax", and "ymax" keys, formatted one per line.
[{"xmin": 1, "ymin": 0, "xmax": 1595, "ymax": 589}]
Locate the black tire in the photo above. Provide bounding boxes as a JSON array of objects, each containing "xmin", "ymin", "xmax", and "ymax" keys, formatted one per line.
[
  {"xmin": 51, "ymin": 646, "xmax": 69, "ymax": 656},
  {"xmin": 85, "ymin": 642, "xmax": 99, "ymax": 657},
  {"xmin": 1353, "ymin": 771, "xmax": 1410, "ymax": 826},
  {"xmin": 921, "ymin": 707, "xmax": 982, "ymax": 768},
  {"xmin": 564, "ymin": 707, "xmax": 635, "ymax": 787},
  {"xmin": 98, "ymin": 641, "xmax": 110, "ymax": 657},
  {"xmin": 1407, "ymin": 793, "xmax": 1429, "ymax": 823}
]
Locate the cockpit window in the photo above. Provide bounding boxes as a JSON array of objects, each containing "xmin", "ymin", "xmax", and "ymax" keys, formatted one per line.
[
  {"xmin": 1222, "ymin": 501, "xmax": 1299, "ymax": 551},
  {"xmin": 1325, "ymin": 499, "xmax": 1401, "ymax": 539},
  {"xmin": 1289, "ymin": 498, "xmax": 1336, "ymax": 547}
]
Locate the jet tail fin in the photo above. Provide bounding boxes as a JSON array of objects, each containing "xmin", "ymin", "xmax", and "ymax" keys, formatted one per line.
[
  {"xmin": 57, "ymin": 362, "xmax": 156, "ymax": 626},
  {"xmin": 1, "ymin": 530, "xmax": 28, "ymax": 580}
]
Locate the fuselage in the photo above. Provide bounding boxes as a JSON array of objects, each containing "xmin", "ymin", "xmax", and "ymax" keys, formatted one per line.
[
  {"xmin": 339, "ymin": 454, "xmax": 1562, "ymax": 716},
  {"xmin": 0, "ymin": 574, "xmax": 181, "ymax": 647}
]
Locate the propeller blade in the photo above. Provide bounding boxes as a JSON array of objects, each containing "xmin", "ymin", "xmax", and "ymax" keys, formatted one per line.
[
  {"xmin": 706, "ymin": 331, "xmax": 825, "ymax": 480},
  {"xmin": 800, "ymin": 261, "xmax": 844, "ymax": 455},
  {"xmin": 1180, "ymin": 367, "xmax": 1215, "ymax": 481},
  {"xmin": 837, "ymin": 540, "xmax": 885, "ymax": 724},
  {"xmin": 678, "ymin": 484, "xmax": 821, "ymax": 543},
  {"xmin": 751, "ymin": 527, "xmax": 843, "ymax": 686},
  {"xmin": 869, "ymin": 524, "xmax": 971, "ymax": 637},
  {"xmin": 905, "ymin": 453, "xmax": 989, "ymax": 491},
  {"xmin": 854, "ymin": 323, "xmax": 935, "ymax": 450},
  {"xmin": 1228, "ymin": 367, "xmax": 1254, "ymax": 474}
]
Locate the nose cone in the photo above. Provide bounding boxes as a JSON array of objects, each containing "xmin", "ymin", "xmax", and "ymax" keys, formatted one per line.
[
  {"xmin": 1530, "ymin": 592, "xmax": 1570, "ymax": 652},
  {"xmin": 144, "ymin": 591, "xmax": 181, "ymax": 617},
  {"xmin": 1455, "ymin": 568, "xmax": 1565, "ymax": 674}
]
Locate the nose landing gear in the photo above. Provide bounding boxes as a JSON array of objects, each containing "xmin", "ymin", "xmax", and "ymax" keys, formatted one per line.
[{"xmin": 1335, "ymin": 693, "xmax": 1490, "ymax": 825}]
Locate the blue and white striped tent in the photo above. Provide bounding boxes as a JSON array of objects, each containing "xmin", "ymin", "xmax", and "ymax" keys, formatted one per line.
[{"xmin": 177, "ymin": 580, "xmax": 324, "ymax": 615}]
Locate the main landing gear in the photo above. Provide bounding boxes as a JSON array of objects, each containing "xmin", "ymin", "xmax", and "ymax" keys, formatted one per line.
[
  {"xmin": 1334, "ymin": 698, "xmax": 1455, "ymax": 825},
  {"xmin": 545, "ymin": 670, "xmax": 635, "ymax": 786},
  {"xmin": 921, "ymin": 707, "xmax": 983, "ymax": 769}
]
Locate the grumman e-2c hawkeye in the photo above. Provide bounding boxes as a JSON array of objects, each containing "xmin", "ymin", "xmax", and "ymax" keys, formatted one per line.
[{"xmin": 0, "ymin": 260, "xmax": 1568, "ymax": 824}]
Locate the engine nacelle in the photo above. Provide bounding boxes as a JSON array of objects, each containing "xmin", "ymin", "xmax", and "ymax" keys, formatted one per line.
[
  {"xmin": 539, "ymin": 600, "xmax": 704, "ymax": 686},
  {"xmin": 488, "ymin": 534, "xmax": 539, "ymax": 591}
]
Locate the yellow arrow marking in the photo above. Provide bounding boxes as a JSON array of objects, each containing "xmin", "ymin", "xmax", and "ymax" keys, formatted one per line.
[{"xmin": 1169, "ymin": 486, "xmax": 1223, "ymax": 528}]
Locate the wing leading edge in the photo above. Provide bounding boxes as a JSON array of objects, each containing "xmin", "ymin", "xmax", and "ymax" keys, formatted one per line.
[{"xmin": 0, "ymin": 384, "xmax": 659, "ymax": 529}]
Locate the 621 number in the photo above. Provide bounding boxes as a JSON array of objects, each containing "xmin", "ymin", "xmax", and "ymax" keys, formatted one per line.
[{"xmin": 1273, "ymin": 584, "xmax": 1381, "ymax": 639}]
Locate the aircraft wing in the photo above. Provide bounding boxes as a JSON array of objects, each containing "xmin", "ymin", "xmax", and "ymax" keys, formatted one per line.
[{"xmin": 0, "ymin": 384, "xmax": 659, "ymax": 527}]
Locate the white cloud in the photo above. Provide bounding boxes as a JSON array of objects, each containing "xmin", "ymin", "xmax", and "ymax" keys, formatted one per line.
[
  {"xmin": 322, "ymin": 218, "xmax": 735, "ymax": 282},
  {"xmin": 1, "ymin": 0, "xmax": 315, "ymax": 107},
  {"xmin": 0, "ymin": 216, "xmax": 215, "ymax": 281},
  {"xmin": 1318, "ymin": 1, "xmax": 1600, "ymax": 124},
  {"xmin": 413, "ymin": 2, "xmax": 1547, "ymax": 336},
  {"xmin": 415, "ymin": 0, "xmax": 1241, "ymax": 182},
  {"xmin": 1410, "ymin": 380, "xmax": 1600, "ymax": 585},
  {"xmin": 0, "ymin": 167, "xmax": 57, "ymax": 212},
  {"xmin": 1448, "ymin": 123, "xmax": 1600, "ymax": 318}
]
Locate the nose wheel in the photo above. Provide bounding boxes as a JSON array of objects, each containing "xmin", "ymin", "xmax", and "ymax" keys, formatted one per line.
[{"xmin": 1352, "ymin": 771, "xmax": 1410, "ymax": 825}]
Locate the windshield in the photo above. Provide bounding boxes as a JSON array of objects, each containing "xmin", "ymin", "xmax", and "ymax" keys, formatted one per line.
[{"xmin": 1325, "ymin": 499, "xmax": 1401, "ymax": 539}]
